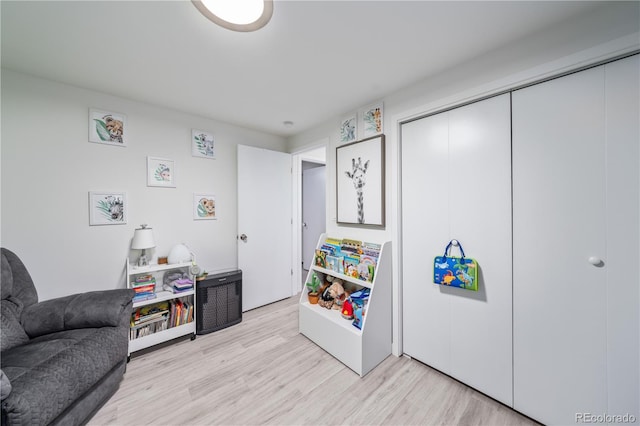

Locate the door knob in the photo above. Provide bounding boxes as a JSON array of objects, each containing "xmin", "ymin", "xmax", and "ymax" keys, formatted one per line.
[
  {"xmin": 588, "ymin": 256, "xmax": 604, "ymax": 267},
  {"xmin": 240, "ymin": 234, "xmax": 248, "ymax": 242},
  {"xmin": 303, "ymin": 222, "xmax": 308, "ymax": 229}
]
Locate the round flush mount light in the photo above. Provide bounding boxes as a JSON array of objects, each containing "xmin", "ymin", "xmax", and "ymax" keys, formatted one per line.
[{"xmin": 192, "ymin": 0, "xmax": 273, "ymax": 32}]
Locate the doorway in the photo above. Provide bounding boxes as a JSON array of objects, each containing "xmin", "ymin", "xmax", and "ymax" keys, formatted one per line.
[
  {"xmin": 292, "ymin": 143, "xmax": 327, "ymax": 291},
  {"xmin": 301, "ymin": 161, "xmax": 326, "ymax": 282}
]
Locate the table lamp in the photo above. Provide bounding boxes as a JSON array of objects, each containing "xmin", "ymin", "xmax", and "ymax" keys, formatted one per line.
[{"xmin": 131, "ymin": 224, "xmax": 155, "ymax": 266}]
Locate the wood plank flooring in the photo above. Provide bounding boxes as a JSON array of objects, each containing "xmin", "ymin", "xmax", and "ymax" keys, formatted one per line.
[{"xmin": 89, "ymin": 295, "xmax": 538, "ymax": 426}]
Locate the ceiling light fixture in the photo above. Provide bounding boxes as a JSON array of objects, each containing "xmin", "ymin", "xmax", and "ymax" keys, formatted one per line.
[{"xmin": 192, "ymin": 0, "xmax": 273, "ymax": 32}]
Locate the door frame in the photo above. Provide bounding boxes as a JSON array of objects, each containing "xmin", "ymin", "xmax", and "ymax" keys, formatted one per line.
[{"xmin": 291, "ymin": 140, "xmax": 327, "ymax": 295}]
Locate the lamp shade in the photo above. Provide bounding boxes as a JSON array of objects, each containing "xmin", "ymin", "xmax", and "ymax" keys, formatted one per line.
[{"xmin": 131, "ymin": 224, "xmax": 155, "ymax": 249}]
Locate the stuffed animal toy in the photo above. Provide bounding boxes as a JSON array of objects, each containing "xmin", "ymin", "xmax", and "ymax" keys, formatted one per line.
[
  {"xmin": 341, "ymin": 299, "xmax": 354, "ymax": 319},
  {"xmin": 318, "ymin": 280, "xmax": 345, "ymax": 310}
]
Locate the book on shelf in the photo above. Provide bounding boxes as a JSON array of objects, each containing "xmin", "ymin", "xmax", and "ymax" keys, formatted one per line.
[
  {"xmin": 341, "ymin": 239, "xmax": 362, "ymax": 254},
  {"xmin": 133, "ymin": 293, "xmax": 157, "ymax": 303},
  {"xmin": 357, "ymin": 255, "xmax": 377, "ymax": 282},
  {"xmin": 325, "ymin": 255, "xmax": 344, "ymax": 274},
  {"xmin": 344, "ymin": 254, "xmax": 360, "ymax": 278},
  {"xmin": 314, "ymin": 249, "xmax": 327, "ymax": 268},
  {"xmin": 362, "ymin": 242, "xmax": 381, "ymax": 258},
  {"xmin": 133, "ymin": 283, "xmax": 155, "ymax": 293},
  {"xmin": 133, "ymin": 275, "xmax": 155, "ymax": 284}
]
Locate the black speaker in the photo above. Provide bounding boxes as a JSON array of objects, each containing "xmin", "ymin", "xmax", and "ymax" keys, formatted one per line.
[{"xmin": 196, "ymin": 269, "xmax": 242, "ymax": 335}]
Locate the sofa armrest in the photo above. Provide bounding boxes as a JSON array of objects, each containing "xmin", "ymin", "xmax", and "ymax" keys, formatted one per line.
[{"xmin": 22, "ymin": 289, "xmax": 135, "ymax": 338}]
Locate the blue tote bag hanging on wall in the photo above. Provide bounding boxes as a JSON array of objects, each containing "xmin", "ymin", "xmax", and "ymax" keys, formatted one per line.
[{"xmin": 433, "ymin": 240, "xmax": 478, "ymax": 291}]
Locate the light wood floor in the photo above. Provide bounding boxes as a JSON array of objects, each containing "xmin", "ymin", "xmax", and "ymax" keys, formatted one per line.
[{"xmin": 89, "ymin": 295, "xmax": 538, "ymax": 426}]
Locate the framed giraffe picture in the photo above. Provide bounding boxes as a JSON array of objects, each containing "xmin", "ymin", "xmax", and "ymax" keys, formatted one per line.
[{"xmin": 336, "ymin": 134, "xmax": 385, "ymax": 227}]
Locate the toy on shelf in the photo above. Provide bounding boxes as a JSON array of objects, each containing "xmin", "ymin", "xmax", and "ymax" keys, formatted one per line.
[
  {"xmin": 341, "ymin": 299, "xmax": 354, "ymax": 319},
  {"xmin": 349, "ymin": 288, "xmax": 370, "ymax": 329},
  {"xmin": 318, "ymin": 276, "xmax": 345, "ymax": 310}
]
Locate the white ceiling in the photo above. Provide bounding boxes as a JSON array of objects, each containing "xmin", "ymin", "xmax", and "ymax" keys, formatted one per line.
[{"xmin": 1, "ymin": 1, "xmax": 633, "ymax": 137}]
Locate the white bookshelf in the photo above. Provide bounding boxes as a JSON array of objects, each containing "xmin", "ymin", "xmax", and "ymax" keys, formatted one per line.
[
  {"xmin": 298, "ymin": 234, "xmax": 392, "ymax": 377},
  {"xmin": 126, "ymin": 259, "xmax": 196, "ymax": 357}
]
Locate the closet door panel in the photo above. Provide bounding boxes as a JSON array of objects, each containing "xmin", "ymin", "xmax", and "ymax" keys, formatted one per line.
[
  {"xmin": 448, "ymin": 94, "xmax": 513, "ymax": 405},
  {"xmin": 513, "ymin": 67, "xmax": 607, "ymax": 425},
  {"xmin": 604, "ymin": 55, "xmax": 639, "ymax": 418},
  {"xmin": 402, "ymin": 94, "xmax": 512, "ymax": 405},
  {"xmin": 401, "ymin": 113, "xmax": 452, "ymax": 373}
]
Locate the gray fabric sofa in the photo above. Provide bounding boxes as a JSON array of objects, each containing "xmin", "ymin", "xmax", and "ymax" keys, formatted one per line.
[{"xmin": 1, "ymin": 248, "xmax": 135, "ymax": 425}]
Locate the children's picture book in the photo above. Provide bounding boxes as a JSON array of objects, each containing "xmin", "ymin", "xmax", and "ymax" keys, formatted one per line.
[
  {"xmin": 314, "ymin": 249, "xmax": 327, "ymax": 268},
  {"xmin": 357, "ymin": 255, "xmax": 377, "ymax": 282},
  {"xmin": 362, "ymin": 242, "xmax": 381, "ymax": 258},
  {"xmin": 341, "ymin": 239, "xmax": 362, "ymax": 254},
  {"xmin": 344, "ymin": 254, "xmax": 360, "ymax": 278},
  {"xmin": 326, "ymin": 255, "xmax": 344, "ymax": 274}
]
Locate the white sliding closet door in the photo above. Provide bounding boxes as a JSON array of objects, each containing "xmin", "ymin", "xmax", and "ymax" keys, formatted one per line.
[
  {"xmin": 402, "ymin": 94, "xmax": 512, "ymax": 405},
  {"xmin": 512, "ymin": 56, "xmax": 639, "ymax": 425}
]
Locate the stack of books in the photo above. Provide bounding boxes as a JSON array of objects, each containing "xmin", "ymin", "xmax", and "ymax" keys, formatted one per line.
[
  {"xmin": 132, "ymin": 274, "xmax": 156, "ymax": 303},
  {"xmin": 129, "ymin": 301, "xmax": 170, "ymax": 339}
]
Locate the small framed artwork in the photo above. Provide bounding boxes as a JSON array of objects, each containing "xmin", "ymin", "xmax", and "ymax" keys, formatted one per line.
[
  {"xmin": 192, "ymin": 129, "xmax": 215, "ymax": 159},
  {"xmin": 362, "ymin": 103, "xmax": 383, "ymax": 138},
  {"xmin": 193, "ymin": 194, "xmax": 216, "ymax": 220},
  {"xmin": 336, "ymin": 134, "xmax": 385, "ymax": 227},
  {"xmin": 340, "ymin": 114, "xmax": 357, "ymax": 144},
  {"xmin": 89, "ymin": 108, "xmax": 127, "ymax": 147},
  {"xmin": 89, "ymin": 191, "xmax": 127, "ymax": 226},
  {"xmin": 147, "ymin": 157, "xmax": 176, "ymax": 188}
]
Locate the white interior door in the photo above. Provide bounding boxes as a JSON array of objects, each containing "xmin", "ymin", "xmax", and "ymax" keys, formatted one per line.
[
  {"xmin": 513, "ymin": 67, "xmax": 608, "ymax": 425},
  {"xmin": 302, "ymin": 164, "xmax": 325, "ymax": 270},
  {"xmin": 401, "ymin": 94, "xmax": 513, "ymax": 405},
  {"xmin": 513, "ymin": 56, "xmax": 639, "ymax": 425},
  {"xmin": 238, "ymin": 145, "xmax": 292, "ymax": 311}
]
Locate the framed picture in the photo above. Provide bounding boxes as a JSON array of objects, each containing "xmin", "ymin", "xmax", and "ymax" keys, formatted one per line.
[
  {"xmin": 89, "ymin": 191, "xmax": 127, "ymax": 225},
  {"xmin": 340, "ymin": 114, "xmax": 357, "ymax": 144},
  {"xmin": 336, "ymin": 134, "xmax": 385, "ymax": 227},
  {"xmin": 193, "ymin": 194, "xmax": 216, "ymax": 220},
  {"xmin": 147, "ymin": 157, "xmax": 176, "ymax": 187},
  {"xmin": 89, "ymin": 108, "xmax": 127, "ymax": 147},
  {"xmin": 192, "ymin": 129, "xmax": 215, "ymax": 159},
  {"xmin": 362, "ymin": 103, "xmax": 383, "ymax": 138}
]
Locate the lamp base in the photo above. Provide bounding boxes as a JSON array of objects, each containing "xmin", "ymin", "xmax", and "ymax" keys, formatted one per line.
[{"xmin": 137, "ymin": 250, "xmax": 149, "ymax": 267}]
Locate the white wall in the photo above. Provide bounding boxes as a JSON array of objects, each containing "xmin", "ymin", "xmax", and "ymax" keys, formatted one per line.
[
  {"xmin": 1, "ymin": 70, "xmax": 286, "ymax": 301},
  {"xmin": 287, "ymin": 3, "xmax": 640, "ymax": 356}
]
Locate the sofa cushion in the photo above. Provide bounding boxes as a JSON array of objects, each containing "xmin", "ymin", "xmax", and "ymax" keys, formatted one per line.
[
  {"xmin": 22, "ymin": 289, "xmax": 135, "ymax": 338},
  {"xmin": 0, "ymin": 370, "xmax": 11, "ymax": 400},
  {"xmin": 1, "ymin": 326, "xmax": 128, "ymax": 426},
  {"xmin": 1, "ymin": 299, "xmax": 29, "ymax": 353},
  {"xmin": 1, "ymin": 249, "xmax": 38, "ymax": 308},
  {"xmin": 1, "ymin": 254, "xmax": 13, "ymax": 300}
]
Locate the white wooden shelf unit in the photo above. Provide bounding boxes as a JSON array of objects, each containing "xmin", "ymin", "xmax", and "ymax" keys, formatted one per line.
[
  {"xmin": 298, "ymin": 234, "xmax": 392, "ymax": 377},
  {"xmin": 126, "ymin": 259, "xmax": 196, "ymax": 356}
]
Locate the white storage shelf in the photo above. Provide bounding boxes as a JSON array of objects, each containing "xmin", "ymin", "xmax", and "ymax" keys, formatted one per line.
[
  {"xmin": 126, "ymin": 259, "xmax": 196, "ymax": 357},
  {"xmin": 299, "ymin": 234, "xmax": 392, "ymax": 377}
]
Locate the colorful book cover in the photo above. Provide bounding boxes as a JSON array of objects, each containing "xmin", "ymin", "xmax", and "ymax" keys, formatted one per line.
[
  {"xmin": 314, "ymin": 249, "xmax": 327, "ymax": 268},
  {"xmin": 341, "ymin": 239, "xmax": 362, "ymax": 254},
  {"xmin": 344, "ymin": 254, "xmax": 360, "ymax": 278},
  {"xmin": 133, "ymin": 293, "xmax": 157, "ymax": 303},
  {"xmin": 357, "ymin": 255, "xmax": 377, "ymax": 282},
  {"xmin": 325, "ymin": 237, "xmax": 342, "ymax": 247},
  {"xmin": 133, "ymin": 284, "xmax": 155, "ymax": 293},
  {"xmin": 325, "ymin": 255, "xmax": 344, "ymax": 274},
  {"xmin": 362, "ymin": 242, "xmax": 381, "ymax": 258}
]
